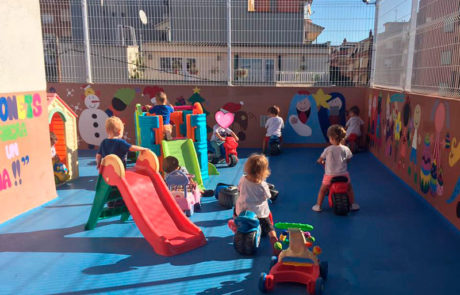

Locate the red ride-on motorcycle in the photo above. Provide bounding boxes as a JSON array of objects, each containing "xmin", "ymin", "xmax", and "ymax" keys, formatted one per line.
[
  {"xmin": 328, "ymin": 176, "xmax": 351, "ymax": 215},
  {"xmin": 224, "ymin": 136, "xmax": 239, "ymax": 167}
]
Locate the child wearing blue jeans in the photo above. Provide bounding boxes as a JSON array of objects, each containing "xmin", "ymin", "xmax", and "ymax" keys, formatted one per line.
[
  {"xmin": 210, "ymin": 123, "xmax": 239, "ymax": 162},
  {"xmin": 149, "ymin": 91, "xmax": 174, "ymax": 140}
]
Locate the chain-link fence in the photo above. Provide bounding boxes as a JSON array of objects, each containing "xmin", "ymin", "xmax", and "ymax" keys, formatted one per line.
[
  {"xmin": 373, "ymin": 0, "xmax": 460, "ymax": 98},
  {"xmin": 40, "ymin": 0, "xmax": 374, "ymax": 86}
]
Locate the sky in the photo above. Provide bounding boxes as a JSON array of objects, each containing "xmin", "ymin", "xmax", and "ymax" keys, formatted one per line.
[
  {"xmin": 311, "ymin": 0, "xmax": 376, "ymax": 45},
  {"xmin": 311, "ymin": 0, "xmax": 413, "ymax": 45}
]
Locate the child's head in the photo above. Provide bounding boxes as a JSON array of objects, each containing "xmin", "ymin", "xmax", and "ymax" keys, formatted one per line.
[
  {"xmin": 244, "ymin": 154, "xmax": 270, "ymax": 183},
  {"xmin": 105, "ymin": 116, "xmax": 124, "ymax": 137},
  {"xmin": 156, "ymin": 91, "xmax": 168, "ymax": 105},
  {"xmin": 267, "ymin": 105, "xmax": 280, "ymax": 117},
  {"xmin": 163, "ymin": 156, "xmax": 180, "ymax": 174},
  {"xmin": 50, "ymin": 132, "xmax": 57, "ymax": 146},
  {"xmin": 349, "ymin": 106, "xmax": 360, "ymax": 117},
  {"xmin": 327, "ymin": 124, "xmax": 346, "ymax": 145}
]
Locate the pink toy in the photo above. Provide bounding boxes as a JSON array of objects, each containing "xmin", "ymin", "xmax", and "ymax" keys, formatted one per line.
[{"xmin": 166, "ymin": 170, "xmax": 202, "ymax": 217}]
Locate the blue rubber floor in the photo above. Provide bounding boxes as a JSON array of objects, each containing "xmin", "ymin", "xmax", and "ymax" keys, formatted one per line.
[{"xmin": 0, "ymin": 149, "xmax": 459, "ymax": 295}]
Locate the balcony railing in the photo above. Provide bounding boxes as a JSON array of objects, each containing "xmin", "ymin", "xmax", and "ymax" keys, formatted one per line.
[{"xmin": 276, "ymin": 71, "xmax": 330, "ymax": 84}]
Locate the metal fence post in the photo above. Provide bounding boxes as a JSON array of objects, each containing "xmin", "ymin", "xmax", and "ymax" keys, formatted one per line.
[
  {"xmin": 404, "ymin": 0, "xmax": 418, "ymax": 92},
  {"xmin": 82, "ymin": 0, "xmax": 93, "ymax": 83},
  {"xmin": 227, "ymin": 0, "xmax": 232, "ymax": 86},
  {"xmin": 369, "ymin": 0, "xmax": 380, "ymax": 88}
]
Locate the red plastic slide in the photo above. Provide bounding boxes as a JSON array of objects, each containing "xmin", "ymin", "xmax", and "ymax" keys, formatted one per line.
[{"xmin": 100, "ymin": 150, "xmax": 206, "ymax": 256}]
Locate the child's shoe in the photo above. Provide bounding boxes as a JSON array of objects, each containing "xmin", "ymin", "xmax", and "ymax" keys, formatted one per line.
[
  {"xmin": 351, "ymin": 203, "xmax": 360, "ymax": 211},
  {"xmin": 312, "ymin": 204, "xmax": 321, "ymax": 212},
  {"xmin": 228, "ymin": 219, "xmax": 237, "ymax": 233},
  {"xmin": 270, "ymin": 236, "xmax": 282, "ymax": 256}
]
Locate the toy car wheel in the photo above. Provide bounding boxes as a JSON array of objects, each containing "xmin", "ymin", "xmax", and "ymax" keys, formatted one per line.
[
  {"xmin": 269, "ymin": 256, "xmax": 278, "ymax": 269},
  {"xmin": 228, "ymin": 154, "xmax": 238, "ymax": 167},
  {"xmin": 314, "ymin": 277, "xmax": 324, "ymax": 295},
  {"xmin": 259, "ymin": 272, "xmax": 268, "ymax": 293},
  {"xmin": 234, "ymin": 231, "xmax": 259, "ymax": 255},
  {"xmin": 194, "ymin": 203, "xmax": 201, "ymax": 211},
  {"xmin": 218, "ymin": 186, "xmax": 238, "ymax": 209},
  {"xmin": 333, "ymin": 193, "xmax": 350, "ymax": 216},
  {"xmin": 319, "ymin": 261, "xmax": 328, "ymax": 281}
]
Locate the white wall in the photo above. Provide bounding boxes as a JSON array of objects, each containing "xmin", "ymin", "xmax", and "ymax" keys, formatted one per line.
[{"xmin": 0, "ymin": 0, "xmax": 46, "ymax": 93}]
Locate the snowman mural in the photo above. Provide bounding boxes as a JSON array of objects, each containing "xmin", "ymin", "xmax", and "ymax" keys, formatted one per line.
[
  {"xmin": 284, "ymin": 91, "xmax": 325, "ymax": 143},
  {"xmin": 78, "ymin": 85, "xmax": 108, "ymax": 149}
]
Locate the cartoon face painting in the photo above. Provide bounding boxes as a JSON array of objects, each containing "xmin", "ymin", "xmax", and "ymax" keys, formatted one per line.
[
  {"xmin": 296, "ymin": 98, "xmax": 311, "ymax": 124},
  {"xmin": 84, "ymin": 94, "xmax": 100, "ymax": 109},
  {"xmin": 79, "ymin": 91, "xmax": 108, "ymax": 148}
]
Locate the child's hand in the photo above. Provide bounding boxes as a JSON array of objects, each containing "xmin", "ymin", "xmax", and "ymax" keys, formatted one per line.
[{"xmin": 317, "ymin": 158, "xmax": 325, "ymax": 165}]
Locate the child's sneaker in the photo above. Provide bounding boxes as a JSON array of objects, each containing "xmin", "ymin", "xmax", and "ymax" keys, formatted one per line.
[
  {"xmin": 312, "ymin": 204, "xmax": 321, "ymax": 212},
  {"xmin": 351, "ymin": 203, "xmax": 360, "ymax": 211},
  {"xmin": 228, "ymin": 219, "xmax": 237, "ymax": 233}
]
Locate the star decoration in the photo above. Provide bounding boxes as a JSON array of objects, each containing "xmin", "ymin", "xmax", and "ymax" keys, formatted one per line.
[
  {"xmin": 72, "ymin": 103, "xmax": 81, "ymax": 112},
  {"xmin": 312, "ymin": 89, "xmax": 331, "ymax": 109},
  {"xmin": 66, "ymin": 88, "xmax": 75, "ymax": 97},
  {"xmin": 193, "ymin": 86, "xmax": 201, "ymax": 94}
]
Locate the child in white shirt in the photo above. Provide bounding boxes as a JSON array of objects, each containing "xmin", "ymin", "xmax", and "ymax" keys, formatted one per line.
[
  {"xmin": 313, "ymin": 124, "xmax": 360, "ymax": 212},
  {"xmin": 345, "ymin": 106, "xmax": 364, "ymax": 152},
  {"xmin": 263, "ymin": 105, "xmax": 284, "ymax": 153}
]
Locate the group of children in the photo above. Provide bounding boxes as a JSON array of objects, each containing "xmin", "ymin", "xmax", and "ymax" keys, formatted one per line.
[{"xmin": 85, "ymin": 91, "xmax": 363, "ymax": 254}]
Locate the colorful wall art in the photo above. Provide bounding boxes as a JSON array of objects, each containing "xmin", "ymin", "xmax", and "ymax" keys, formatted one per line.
[
  {"xmin": 366, "ymin": 88, "xmax": 460, "ymax": 230},
  {"xmin": 0, "ymin": 91, "xmax": 56, "ymax": 223},
  {"xmin": 47, "ymin": 83, "xmax": 367, "ymax": 149}
]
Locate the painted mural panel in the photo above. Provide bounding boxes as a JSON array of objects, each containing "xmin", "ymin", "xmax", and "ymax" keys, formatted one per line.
[
  {"xmin": 367, "ymin": 88, "xmax": 460, "ymax": 229},
  {"xmin": 47, "ymin": 83, "xmax": 366, "ymax": 150}
]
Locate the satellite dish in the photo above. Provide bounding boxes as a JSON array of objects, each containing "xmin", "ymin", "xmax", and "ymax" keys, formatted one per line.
[{"xmin": 139, "ymin": 10, "xmax": 148, "ymax": 25}]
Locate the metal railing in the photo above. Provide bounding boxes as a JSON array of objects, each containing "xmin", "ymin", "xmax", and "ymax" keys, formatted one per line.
[
  {"xmin": 40, "ymin": 0, "xmax": 374, "ymax": 87},
  {"xmin": 373, "ymin": 0, "xmax": 460, "ymax": 98}
]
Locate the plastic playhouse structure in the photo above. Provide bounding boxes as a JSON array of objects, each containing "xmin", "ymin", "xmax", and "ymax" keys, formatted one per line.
[
  {"xmin": 47, "ymin": 93, "xmax": 79, "ymax": 182},
  {"xmin": 135, "ymin": 103, "xmax": 218, "ymax": 190},
  {"xmin": 259, "ymin": 222, "xmax": 328, "ymax": 294},
  {"xmin": 165, "ymin": 170, "xmax": 202, "ymax": 217},
  {"xmin": 85, "ymin": 149, "xmax": 207, "ymax": 256}
]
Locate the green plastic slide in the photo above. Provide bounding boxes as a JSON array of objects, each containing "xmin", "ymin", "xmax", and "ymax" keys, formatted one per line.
[{"xmin": 162, "ymin": 139, "xmax": 205, "ymax": 190}]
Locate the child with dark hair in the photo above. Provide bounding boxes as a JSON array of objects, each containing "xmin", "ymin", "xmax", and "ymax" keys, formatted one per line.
[
  {"xmin": 263, "ymin": 105, "xmax": 284, "ymax": 153},
  {"xmin": 163, "ymin": 156, "xmax": 197, "ymax": 190},
  {"xmin": 345, "ymin": 106, "xmax": 364, "ymax": 152},
  {"xmin": 312, "ymin": 124, "xmax": 359, "ymax": 212}
]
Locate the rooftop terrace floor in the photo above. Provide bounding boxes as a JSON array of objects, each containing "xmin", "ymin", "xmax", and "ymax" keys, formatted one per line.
[{"xmin": 0, "ymin": 149, "xmax": 459, "ymax": 295}]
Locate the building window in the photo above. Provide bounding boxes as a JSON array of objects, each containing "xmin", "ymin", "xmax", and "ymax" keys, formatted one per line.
[
  {"xmin": 441, "ymin": 51, "xmax": 452, "ymax": 65},
  {"xmin": 160, "ymin": 57, "xmax": 172, "ymax": 72},
  {"xmin": 172, "ymin": 58, "xmax": 183, "ymax": 73},
  {"xmin": 248, "ymin": 0, "xmax": 270, "ymax": 12},
  {"xmin": 444, "ymin": 19, "xmax": 454, "ymax": 33},
  {"xmin": 41, "ymin": 14, "xmax": 54, "ymax": 24},
  {"xmin": 186, "ymin": 58, "xmax": 198, "ymax": 75}
]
